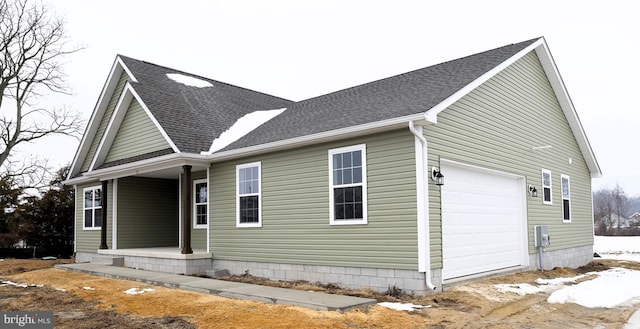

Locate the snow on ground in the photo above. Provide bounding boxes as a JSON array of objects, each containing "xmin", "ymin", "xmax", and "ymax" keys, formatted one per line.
[
  {"xmin": 124, "ymin": 287, "xmax": 155, "ymax": 295},
  {"xmin": 491, "ymin": 236, "xmax": 640, "ymax": 309},
  {"xmin": 594, "ymin": 235, "xmax": 640, "ymax": 262},
  {"xmin": 0, "ymin": 280, "xmax": 43, "ymax": 288},
  {"xmin": 547, "ymin": 268, "xmax": 640, "ymax": 308},
  {"xmin": 377, "ymin": 302, "xmax": 431, "ymax": 312},
  {"xmin": 208, "ymin": 108, "xmax": 287, "ymax": 153},
  {"xmin": 166, "ymin": 73, "xmax": 213, "ymax": 88}
]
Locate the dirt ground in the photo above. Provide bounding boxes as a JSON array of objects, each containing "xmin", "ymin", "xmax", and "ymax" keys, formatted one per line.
[{"xmin": 1, "ymin": 258, "xmax": 639, "ymax": 328}]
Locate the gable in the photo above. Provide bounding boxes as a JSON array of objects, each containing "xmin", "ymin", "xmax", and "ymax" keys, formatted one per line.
[
  {"xmin": 104, "ymin": 98, "xmax": 172, "ymax": 164},
  {"xmin": 79, "ymin": 71, "xmax": 130, "ymax": 172}
]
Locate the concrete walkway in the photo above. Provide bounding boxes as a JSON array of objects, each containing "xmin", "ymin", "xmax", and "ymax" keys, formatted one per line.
[{"xmin": 55, "ymin": 263, "xmax": 376, "ymax": 312}]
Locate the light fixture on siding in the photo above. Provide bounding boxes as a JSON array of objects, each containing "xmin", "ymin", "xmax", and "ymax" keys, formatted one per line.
[
  {"xmin": 529, "ymin": 185, "xmax": 538, "ymax": 197},
  {"xmin": 431, "ymin": 167, "xmax": 444, "ymax": 186}
]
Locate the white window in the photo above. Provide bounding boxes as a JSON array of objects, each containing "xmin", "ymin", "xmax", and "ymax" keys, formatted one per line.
[
  {"xmin": 236, "ymin": 162, "xmax": 261, "ymax": 227},
  {"xmin": 541, "ymin": 169, "xmax": 552, "ymax": 204},
  {"xmin": 83, "ymin": 186, "xmax": 102, "ymax": 230},
  {"xmin": 193, "ymin": 179, "xmax": 208, "ymax": 228},
  {"xmin": 561, "ymin": 174, "xmax": 571, "ymax": 222},
  {"xmin": 329, "ymin": 144, "xmax": 367, "ymax": 225}
]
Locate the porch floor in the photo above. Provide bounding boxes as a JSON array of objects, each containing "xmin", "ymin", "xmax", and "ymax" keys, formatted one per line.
[{"xmin": 97, "ymin": 247, "xmax": 211, "ymax": 260}]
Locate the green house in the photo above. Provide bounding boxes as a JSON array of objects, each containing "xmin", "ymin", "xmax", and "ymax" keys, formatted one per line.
[{"xmin": 65, "ymin": 37, "xmax": 601, "ymax": 294}]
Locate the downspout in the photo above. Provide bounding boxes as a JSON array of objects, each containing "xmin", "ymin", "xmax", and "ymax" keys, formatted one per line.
[{"xmin": 409, "ymin": 120, "xmax": 436, "ymax": 291}]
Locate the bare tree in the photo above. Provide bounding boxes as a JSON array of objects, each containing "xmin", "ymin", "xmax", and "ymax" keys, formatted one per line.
[
  {"xmin": 0, "ymin": 0, "xmax": 82, "ymax": 186},
  {"xmin": 613, "ymin": 184, "xmax": 630, "ymax": 232}
]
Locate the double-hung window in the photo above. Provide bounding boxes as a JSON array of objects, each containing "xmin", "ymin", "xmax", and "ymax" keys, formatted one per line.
[
  {"xmin": 541, "ymin": 169, "xmax": 552, "ymax": 204},
  {"xmin": 329, "ymin": 144, "xmax": 367, "ymax": 225},
  {"xmin": 561, "ymin": 174, "xmax": 571, "ymax": 222},
  {"xmin": 237, "ymin": 162, "xmax": 261, "ymax": 227},
  {"xmin": 83, "ymin": 186, "xmax": 102, "ymax": 229},
  {"xmin": 194, "ymin": 179, "xmax": 208, "ymax": 228}
]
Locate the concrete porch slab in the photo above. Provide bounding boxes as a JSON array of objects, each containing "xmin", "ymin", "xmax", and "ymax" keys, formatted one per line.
[{"xmin": 55, "ymin": 263, "xmax": 376, "ymax": 312}]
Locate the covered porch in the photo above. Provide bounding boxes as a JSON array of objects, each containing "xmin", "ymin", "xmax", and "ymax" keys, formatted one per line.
[{"xmin": 84, "ymin": 154, "xmax": 213, "ymax": 275}]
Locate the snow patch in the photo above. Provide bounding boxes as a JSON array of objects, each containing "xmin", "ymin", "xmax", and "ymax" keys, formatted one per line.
[
  {"xmin": 595, "ymin": 236, "xmax": 640, "ymax": 262},
  {"xmin": 548, "ymin": 268, "xmax": 640, "ymax": 308},
  {"xmin": 1, "ymin": 280, "xmax": 43, "ymax": 288},
  {"xmin": 494, "ymin": 283, "xmax": 546, "ymax": 295},
  {"xmin": 124, "ymin": 287, "xmax": 155, "ymax": 295},
  {"xmin": 82, "ymin": 286, "xmax": 95, "ymax": 290},
  {"xmin": 166, "ymin": 73, "xmax": 213, "ymax": 88},
  {"xmin": 208, "ymin": 108, "xmax": 287, "ymax": 153},
  {"xmin": 377, "ymin": 302, "xmax": 431, "ymax": 312}
]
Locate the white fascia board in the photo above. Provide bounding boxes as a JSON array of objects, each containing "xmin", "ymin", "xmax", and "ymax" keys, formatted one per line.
[
  {"xmin": 424, "ymin": 38, "xmax": 544, "ymax": 122},
  {"xmin": 206, "ymin": 113, "xmax": 429, "ymax": 161},
  {"xmin": 67, "ymin": 57, "xmax": 135, "ymax": 180},
  {"xmin": 534, "ymin": 41, "xmax": 602, "ymax": 178},
  {"xmin": 63, "ymin": 174, "xmax": 99, "ymax": 186},
  {"xmin": 85, "ymin": 153, "xmax": 210, "ymax": 181}
]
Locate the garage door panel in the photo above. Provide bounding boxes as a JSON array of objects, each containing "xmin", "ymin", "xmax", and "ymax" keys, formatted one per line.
[{"xmin": 441, "ymin": 162, "xmax": 525, "ymax": 281}]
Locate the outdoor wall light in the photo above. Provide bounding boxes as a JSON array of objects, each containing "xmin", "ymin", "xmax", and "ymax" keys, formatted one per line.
[
  {"xmin": 431, "ymin": 167, "xmax": 444, "ymax": 186},
  {"xmin": 529, "ymin": 185, "xmax": 538, "ymax": 197}
]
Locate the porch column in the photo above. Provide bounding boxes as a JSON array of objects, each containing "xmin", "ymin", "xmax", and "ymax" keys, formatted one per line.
[
  {"xmin": 99, "ymin": 180, "xmax": 108, "ymax": 249},
  {"xmin": 181, "ymin": 165, "xmax": 193, "ymax": 254}
]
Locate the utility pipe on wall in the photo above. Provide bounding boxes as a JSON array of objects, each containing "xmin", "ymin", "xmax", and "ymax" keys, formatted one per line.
[{"xmin": 409, "ymin": 120, "xmax": 437, "ymax": 291}]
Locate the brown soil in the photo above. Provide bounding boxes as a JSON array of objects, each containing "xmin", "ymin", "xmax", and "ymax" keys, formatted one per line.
[{"xmin": 0, "ymin": 258, "xmax": 638, "ymax": 328}]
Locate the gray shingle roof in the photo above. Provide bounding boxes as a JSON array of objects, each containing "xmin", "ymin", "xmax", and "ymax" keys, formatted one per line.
[
  {"xmin": 121, "ymin": 38, "xmax": 538, "ymax": 155},
  {"xmin": 118, "ymin": 56, "xmax": 295, "ymax": 153},
  {"xmin": 220, "ymin": 38, "xmax": 539, "ymax": 151}
]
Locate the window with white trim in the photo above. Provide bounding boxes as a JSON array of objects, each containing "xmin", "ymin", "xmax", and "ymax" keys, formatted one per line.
[
  {"xmin": 561, "ymin": 174, "xmax": 571, "ymax": 222},
  {"xmin": 329, "ymin": 144, "xmax": 367, "ymax": 225},
  {"xmin": 83, "ymin": 186, "xmax": 102, "ymax": 229},
  {"xmin": 542, "ymin": 169, "xmax": 552, "ymax": 204},
  {"xmin": 194, "ymin": 179, "xmax": 208, "ymax": 228},
  {"xmin": 237, "ymin": 162, "xmax": 261, "ymax": 227}
]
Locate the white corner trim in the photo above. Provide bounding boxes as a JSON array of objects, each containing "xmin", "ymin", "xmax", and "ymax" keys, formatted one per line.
[
  {"xmin": 112, "ymin": 178, "xmax": 118, "ymax": 249},
  {"xmin": 206, "ymin": 166, "xmax": 210, "ymax": 253}
]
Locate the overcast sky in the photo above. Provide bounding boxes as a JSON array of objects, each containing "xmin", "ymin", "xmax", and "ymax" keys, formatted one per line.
[{"xmin": 25, "ymin": 0, "xmax": 639, "ymax": 195}]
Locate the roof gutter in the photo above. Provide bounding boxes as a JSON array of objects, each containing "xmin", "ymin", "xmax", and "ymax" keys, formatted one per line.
[{"xmin": 408, "ymin": 120, "xmax": 436, "ymax": 291}]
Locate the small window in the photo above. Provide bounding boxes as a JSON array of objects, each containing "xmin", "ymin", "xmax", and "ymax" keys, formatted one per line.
[
  {"xmin": 194, "ymin": 179, "xmax": 208, "ymax": 228},
  {"xmin": 541, "ymin": 169, "xmax": 552, "ymax": 204},
  {"xmin": 329, "ymin": 144, "xmax": 367, "ymax": 225},
  {"xmin": 561, "ymin": 174, "xmax": 571, "ymax": 222},
  {"xmin": 236, "ymin": 162, "xmax": 261, "ymax": 227},
  {"xmin": 83, "ymin": 186, "xmax": 102, "ymax": 229}
]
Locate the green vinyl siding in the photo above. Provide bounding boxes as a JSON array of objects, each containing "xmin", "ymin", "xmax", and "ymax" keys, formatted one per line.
[
  {"xmin": 105, "ymin": 99, "xmax": 171, "ymax": 163},
  {"xmin": 75, "ymin": 181, "xmax": 112, "ymax": 252},
  {"xmin": 81, "ymin": 72, "xmax": 129, "ymax": 172},
  {"xmin": 426, "ymin": 51, "xmax": 593, "ymax": 268},
  {"xmin": 190, "ymin": 171, "xmax": 207, "ymax": 250},
  {"xmin": 210, "ymin": 129, "xmax": 418, "ymax": 270},
  {"xmin": 116, "ymin": 177, "xmax": 178, "ymax": 248}
]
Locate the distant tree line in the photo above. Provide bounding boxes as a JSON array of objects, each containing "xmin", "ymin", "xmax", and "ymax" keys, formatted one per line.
[
  {"xmin": 593, "ymin": 185, "xmax": 640, "ymax": 236},
  {"xmin": 0, "ymin": 166, "xmax": 74, "ymax": 257}
]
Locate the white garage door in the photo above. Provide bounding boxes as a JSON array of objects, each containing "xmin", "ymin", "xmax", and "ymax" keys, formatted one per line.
[{"xmin": 441, "ymin": 162, "xmax": 526, "ymax": 281}]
